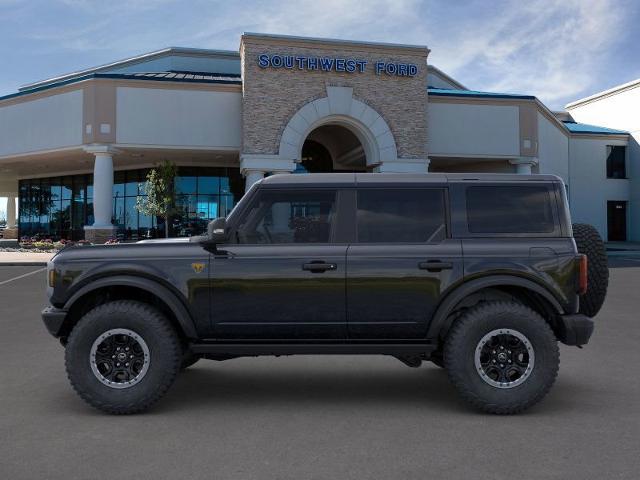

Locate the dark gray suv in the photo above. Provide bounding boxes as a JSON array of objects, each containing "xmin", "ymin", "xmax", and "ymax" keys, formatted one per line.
[{"xmin": 42, "ymin": 173, "xmax": 608, "ymax": 414}]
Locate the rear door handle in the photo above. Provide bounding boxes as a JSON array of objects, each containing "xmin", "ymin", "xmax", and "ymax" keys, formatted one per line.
[
  {"xmin": 302, "ymin": 262, "xmax": 337, "ymax": 273},
  {"xmin": 418, "ymin": 261, "xmax": 453, "ymax": 272}
]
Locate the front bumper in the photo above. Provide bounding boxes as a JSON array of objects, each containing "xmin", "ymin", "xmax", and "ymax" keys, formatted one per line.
[
  {"xmin": 556, "ymin": 314, "xmax": 594, "ymax": 346},
  {"xmin": 42, "ymin": 306, "xmax": 68, "ymax": 338}
]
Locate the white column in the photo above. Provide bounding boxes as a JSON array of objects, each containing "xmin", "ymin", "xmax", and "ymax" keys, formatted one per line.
[
  {"xmin": 268, "ymin": 170, "xmax": 292, "ymax": 232},
  {"xmin": 92, "ymin": 152, "xmax": 114, "ymax": 227},
  {"xmin": 240, "ymin": 154, "xmax": 295, "ymax": 193},
  {"xmin": 510, "ymin": 157, "xmax": 538, "ymax": 175},
  {"xmin": 83, "ymin": 146, "xmax": 119, "ymax": 232},
  {"xmin": 6, "ymin": 196, "xmax": 16, "ymax": 229},
  {"xmin": 244, "ymin": 169, "xmax": 265, "ymax": 192}
]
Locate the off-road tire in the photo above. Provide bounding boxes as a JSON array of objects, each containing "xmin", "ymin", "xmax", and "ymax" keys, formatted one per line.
[
  {"xmin": 65, "ymin": 300, "xmax": 182, "ymax": 414},
  {"xmin": 444, "ymin": 301, "xmax": 559, "ymax": 414},
  {"xmin": 572, "ymin": 223, "xmax": 609, "ymax": 317}
]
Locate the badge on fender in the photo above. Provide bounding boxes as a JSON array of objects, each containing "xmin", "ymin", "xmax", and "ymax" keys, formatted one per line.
[{"xmin": 191, "ymin": 263, "xmax": 205, "ymax": 273}]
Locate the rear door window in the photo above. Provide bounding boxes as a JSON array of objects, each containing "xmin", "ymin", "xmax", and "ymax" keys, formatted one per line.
[
  {"xmin": 356, "ymin": 188, "xmax": 446, "ymax": 243},
  {"xmin": 466, "ymin": 185, "xmax": 555, "ymax": 234}
]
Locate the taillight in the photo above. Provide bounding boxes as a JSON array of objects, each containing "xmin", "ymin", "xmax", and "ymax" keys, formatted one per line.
[{"xmin": 578, "ymin": 254, "xmax": 588, "ymax": 295}]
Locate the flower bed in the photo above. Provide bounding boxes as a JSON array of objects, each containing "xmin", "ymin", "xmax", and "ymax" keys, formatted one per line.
[{"xmin": 0, "ymin": 237, "xmax": 120, "ymax": 253}]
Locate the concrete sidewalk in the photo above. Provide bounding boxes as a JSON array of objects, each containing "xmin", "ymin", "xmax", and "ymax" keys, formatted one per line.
[{"xmin": 0, "ymin": 251, "xmax": 55, "ymax": 265}]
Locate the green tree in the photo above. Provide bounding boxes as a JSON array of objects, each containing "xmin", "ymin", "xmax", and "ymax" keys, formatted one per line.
[{"xmin": 135, "ymin": 161, "xmax": 178, "ymax": 238}]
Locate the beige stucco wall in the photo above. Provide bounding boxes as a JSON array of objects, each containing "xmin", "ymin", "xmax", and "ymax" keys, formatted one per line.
[
  {"xmin": 427, "ymin": 102, "xmax": 520, "ymax": 157},
  {"xmin": 116, "ymin": 86, "xmax": 242, "ymax": 148},
  {"xmin": 537, "ymin": 112, "xmax": 569, "ymax": 182},
  {"xmin": 240, "ymin": 35, "xmax": 429, "ymax": 159},
  {"xmin": 0, "ymin": 90, "xmax": 83, "ymax": 157}
]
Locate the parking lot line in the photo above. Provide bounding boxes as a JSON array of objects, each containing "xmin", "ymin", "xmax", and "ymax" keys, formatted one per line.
[{"xmin": 0, "ymin": 267, "xmax": 45, "ymax": 287}]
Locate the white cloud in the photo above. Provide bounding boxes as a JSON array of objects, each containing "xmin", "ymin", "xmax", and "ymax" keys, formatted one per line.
[
  {"xmin": 188, "ymin": 0, "xmax": 426, "ymax": 46},
  {"xmin": 425, "ymin": 0, "xmax": 630, "ymax": 108}
]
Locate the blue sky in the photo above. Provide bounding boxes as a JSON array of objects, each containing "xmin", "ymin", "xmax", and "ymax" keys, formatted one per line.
[{"xmin": 1, "ymin": 0, "xmax": 639, "ymax": 109}]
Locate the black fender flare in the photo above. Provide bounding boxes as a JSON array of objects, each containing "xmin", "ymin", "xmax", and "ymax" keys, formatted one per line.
[
  {"xmin": 426, "ymin": 275, "xmax": 564, "ymax": 340},
  {"xmin": 63, "ymin": 275, "xmax": 198, "ymax": 339}
]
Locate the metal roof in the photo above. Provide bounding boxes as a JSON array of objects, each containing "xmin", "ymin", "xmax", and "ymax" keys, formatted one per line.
[
  {"xmin": 118, "ymin": 71, "xmax": 241, "ymax": 82},
  {"xmin": 0, "ymin": 71, "xmax": 241, "ymax": 103},
  {"xmin": 562, "ymin": 121, "xmax": 628, "ymax": 135},
  {"xmin": 19, "ymin": 47, "xmax": 240, "ymax": 92},
  {"xmin": 428, "ymin": 88, "xmax": 536, "ymax": 100}
]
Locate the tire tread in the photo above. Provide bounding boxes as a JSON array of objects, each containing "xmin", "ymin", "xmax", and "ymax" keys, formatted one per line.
[
  {"xmin": 444, "ymin": 301, "xmax": 559, "ymax": 414},
  {"xmin": 65, "ymin": 300, "xmax": 181, "ymax": 415},
  {"xmin": 573, "ymin": 223, "xmax": 609, "ymax": 317}
]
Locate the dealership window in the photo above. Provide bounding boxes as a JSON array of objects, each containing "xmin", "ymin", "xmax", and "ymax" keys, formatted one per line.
[
  {"xmin": 606, "ymin": 146, "xmax": 626, "ymax": 179},
  {"xmin": 356, "ymin": 188, "xmax": 446, "ymax": 243},
  {"xmin": 466, "ymin": 186, "xmax": 554, "ymax": 234},
  {"xmin": 19, "ymin": 175, "xmax": 93, "ymax": 241},
  {"xmin": 18, "ymin": 167, "xmax": 243, "ymax": 241}
]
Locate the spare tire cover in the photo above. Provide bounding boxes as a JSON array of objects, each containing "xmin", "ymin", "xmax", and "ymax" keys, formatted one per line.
[{"xmin": 572, "ymin": 223, "xmax": 609, "ymax": 317}]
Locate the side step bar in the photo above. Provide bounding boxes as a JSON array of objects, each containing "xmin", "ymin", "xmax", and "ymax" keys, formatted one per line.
[{"xmin": 190, "ymin": 342, "xmax": 437, "ymax": 356}]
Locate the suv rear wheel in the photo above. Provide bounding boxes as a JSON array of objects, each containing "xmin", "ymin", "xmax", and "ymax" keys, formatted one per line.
[
  {"xmin": 444, "ymin": 301, "xmax": 559, "ymax": 414},
  {"xmin": 65, "ymin": 300, "xmax": 182, "ymax": 414}
]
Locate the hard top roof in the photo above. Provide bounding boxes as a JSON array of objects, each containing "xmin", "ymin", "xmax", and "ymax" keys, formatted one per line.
[{"xmin": 259, "ymin": 172, "xmax": 563, "ymax": 186}]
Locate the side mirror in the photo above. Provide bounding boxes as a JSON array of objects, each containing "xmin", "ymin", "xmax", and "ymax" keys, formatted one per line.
[{"xmin": 207, "ymin": 217, "xmax": 228, "ymax": 244}]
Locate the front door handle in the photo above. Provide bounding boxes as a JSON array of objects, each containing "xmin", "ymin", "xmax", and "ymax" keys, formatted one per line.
[
  {"xmin": 302, "ymin": 261, "xmax": 337, "ymax": 273},
  {"xmin": 418, "ymin": 261, "xmax": 453, "ymax": 272}
]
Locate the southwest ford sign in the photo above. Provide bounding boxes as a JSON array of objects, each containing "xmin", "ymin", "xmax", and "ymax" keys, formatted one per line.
[{"xmin": 257, "ymin": 54, "xmax": 418, "ymax": 77}]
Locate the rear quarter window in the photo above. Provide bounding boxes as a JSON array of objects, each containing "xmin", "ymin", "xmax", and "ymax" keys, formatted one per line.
[{"xmin": 466, "ymin": 185, "xmax": 555, "ymax": 234}]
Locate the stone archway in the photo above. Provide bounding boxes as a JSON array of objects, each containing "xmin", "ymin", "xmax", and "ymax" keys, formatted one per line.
[{"xmin": 278, "ymin": 86, "xmax": 398, "ymax": 169}]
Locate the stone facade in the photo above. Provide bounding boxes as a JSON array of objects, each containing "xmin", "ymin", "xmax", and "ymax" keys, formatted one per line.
[{"xmin": 240, "ymin": 34, "xmax": 429, "ymax": 161}]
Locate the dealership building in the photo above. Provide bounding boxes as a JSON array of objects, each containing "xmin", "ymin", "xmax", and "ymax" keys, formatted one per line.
[{"xmin": 0, "ymin": 33, "xmax": 635, "ymax": 242}]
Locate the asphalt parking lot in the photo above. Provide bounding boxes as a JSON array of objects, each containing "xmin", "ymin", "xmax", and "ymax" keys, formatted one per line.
[{"xmin": 1, "ymin": 260, "xmax": 639, "ymax": 480}]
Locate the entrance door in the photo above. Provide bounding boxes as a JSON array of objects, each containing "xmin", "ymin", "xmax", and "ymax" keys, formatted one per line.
[
  {"xmin": 607, "ymin": 201, "xmax": 627, "ymax": 241},
  {"xmin": 210, "ymin": 188, "xmax": 348, "ymax": 339},
  {"xmin": 346, "ymin": 187, "xmax": 463, "ymax": 339}
]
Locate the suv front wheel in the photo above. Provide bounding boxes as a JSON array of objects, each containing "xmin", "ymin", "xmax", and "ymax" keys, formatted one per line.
[
  {"xmin": 444, "ymin": 301, "xmax": 559, "ymax": 414},
  {"xmin": 65, "ymin": 300, "xmax": 182, "ymax": 414}
]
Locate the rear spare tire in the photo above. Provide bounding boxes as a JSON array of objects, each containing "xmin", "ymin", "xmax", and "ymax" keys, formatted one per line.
[{"xmin": 573, "ymin": 223, "xmax": 609, "ymax": 317}]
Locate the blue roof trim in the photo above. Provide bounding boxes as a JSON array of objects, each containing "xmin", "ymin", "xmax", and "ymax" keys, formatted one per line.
[
  {"xmin": 427, "ymin": 87, "xmax": 536, "ymax": 100},
  {"xmin": 562, "ymin": 121, "xmax": 628, "ymax": 135},
  {"xmin": 0, "ymin": 72, "xmax": 242, "ymax": 102}
]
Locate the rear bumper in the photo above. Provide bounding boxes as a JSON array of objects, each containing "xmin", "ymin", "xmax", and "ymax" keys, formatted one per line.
[
  {"xmin": 42, "ymin": 306, "xmax": 68, "ymax": 338},
  {"xmin": 557, "ymin": 314, "xmax": 594, "ymax": 346}
]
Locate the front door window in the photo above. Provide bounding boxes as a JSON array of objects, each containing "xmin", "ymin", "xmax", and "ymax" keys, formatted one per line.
[{"xmin": 236, "ymin": 190, "xmax": 337, "ymax": 244}]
